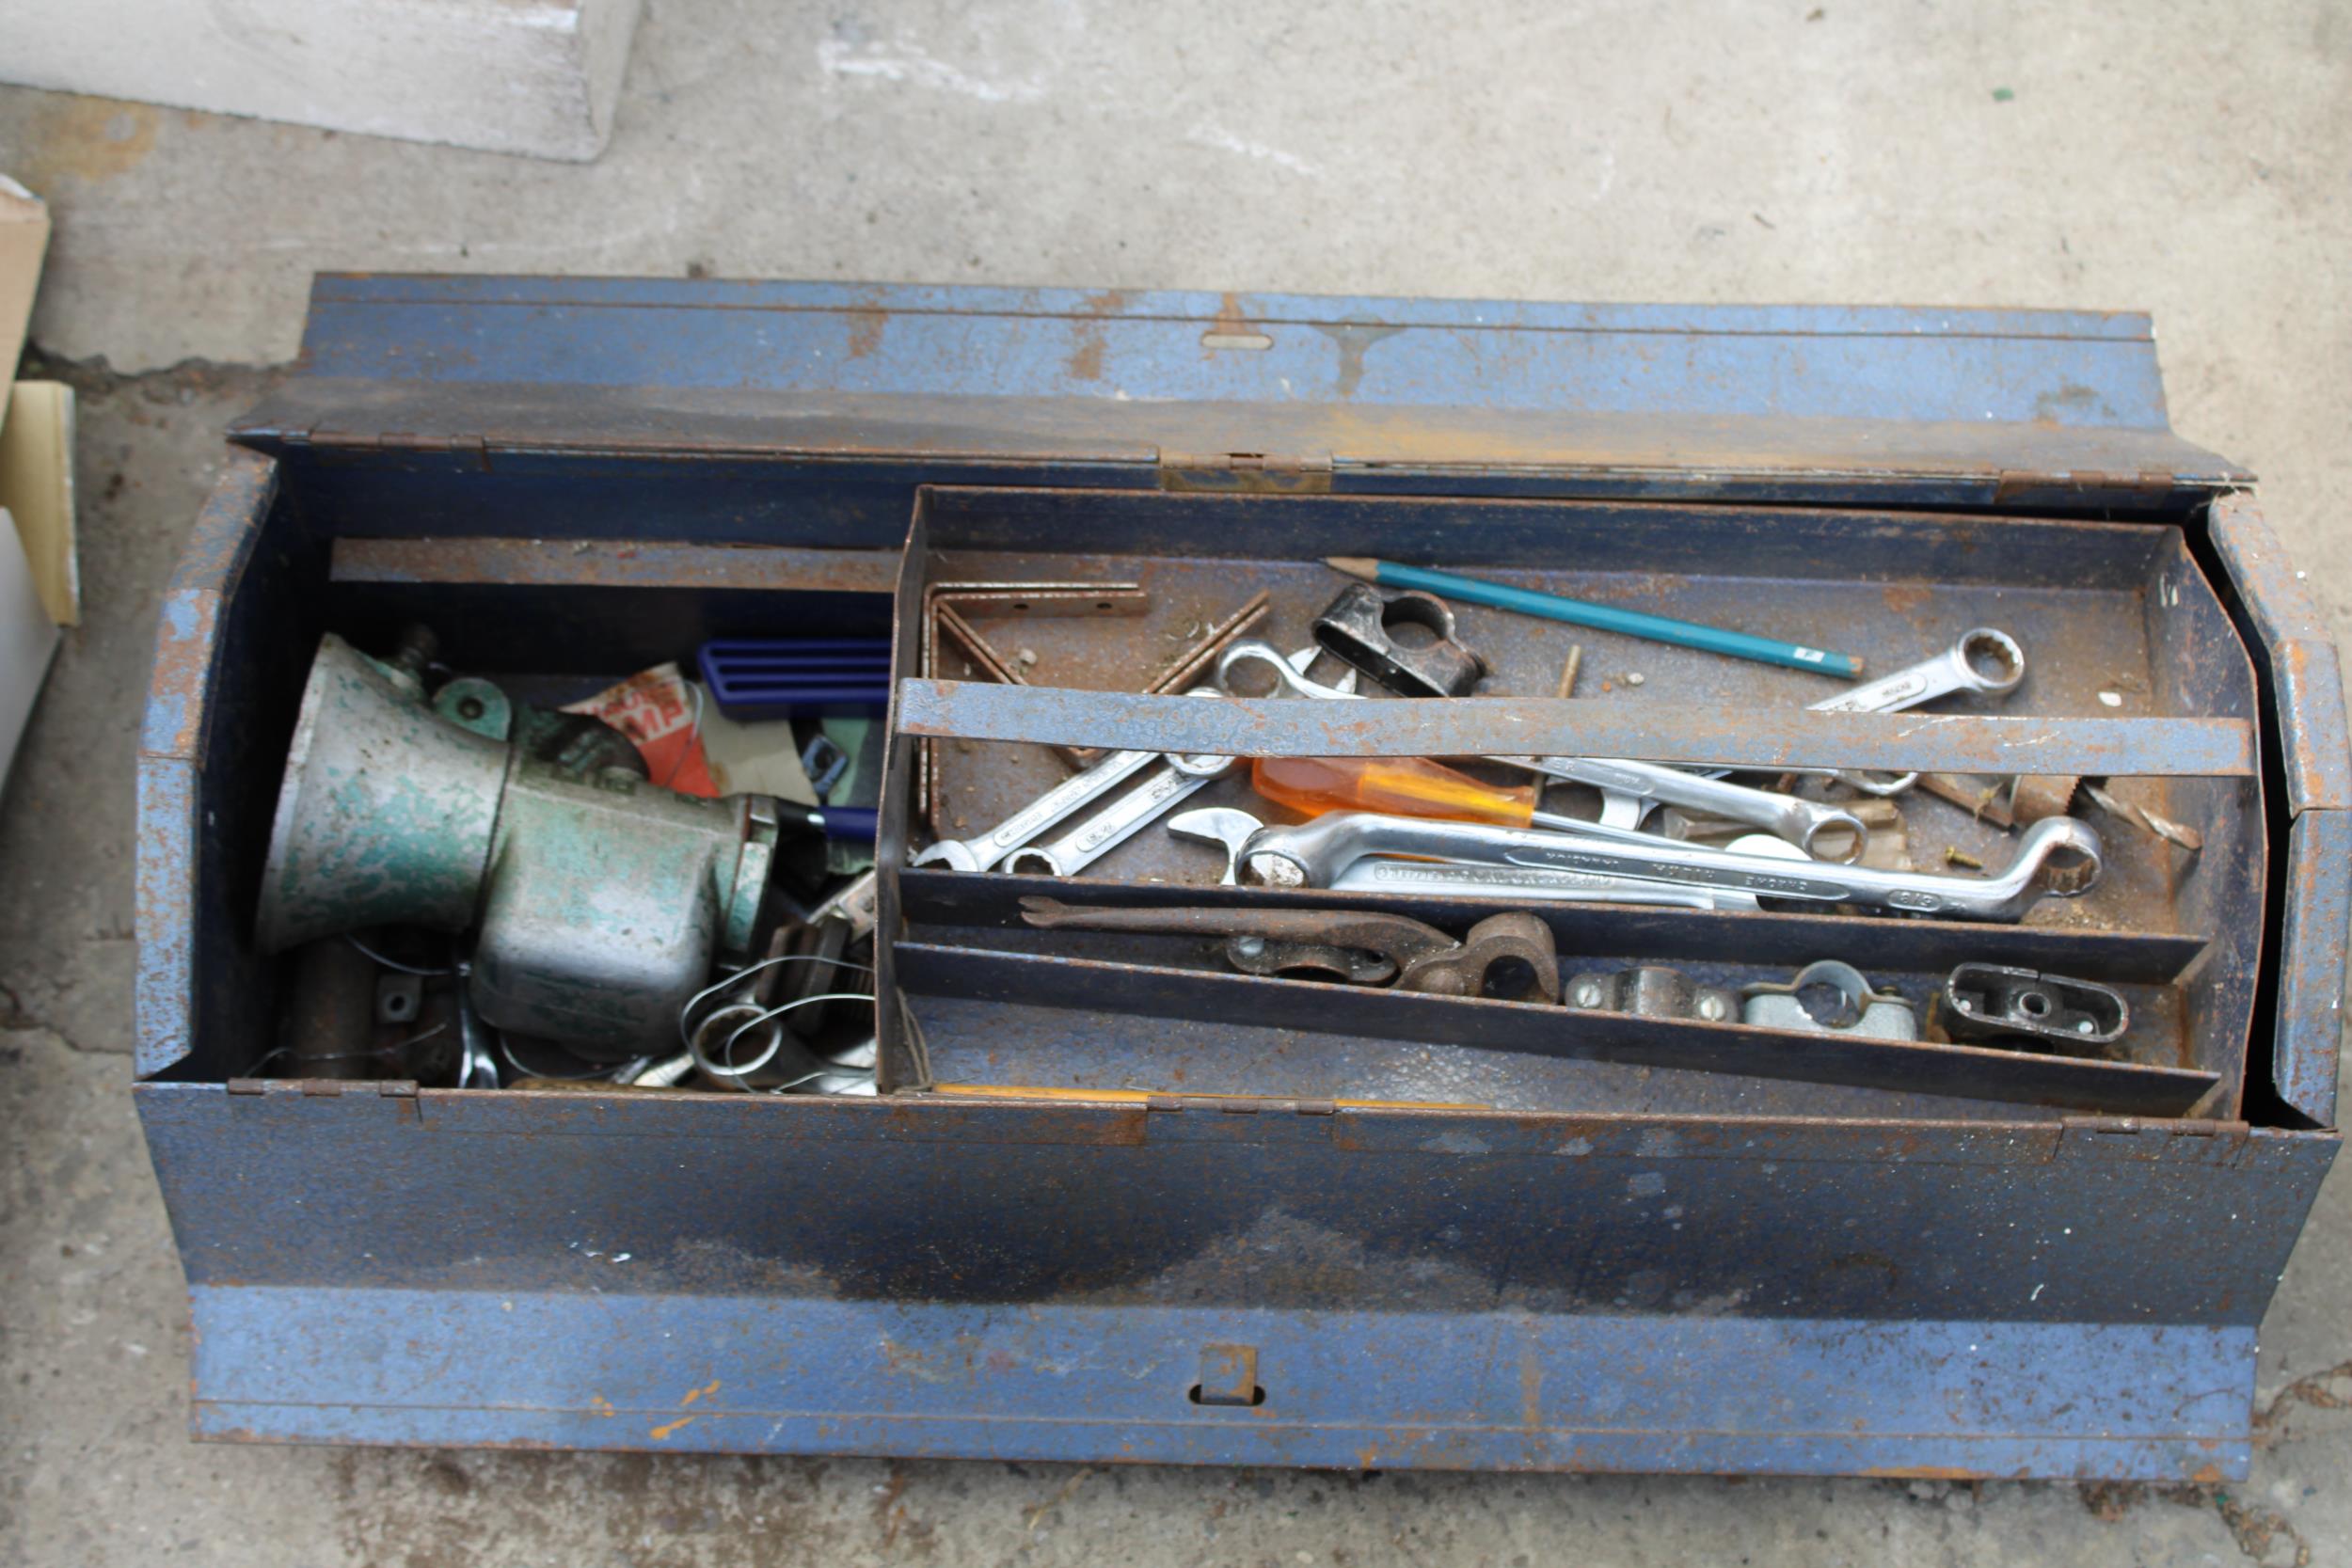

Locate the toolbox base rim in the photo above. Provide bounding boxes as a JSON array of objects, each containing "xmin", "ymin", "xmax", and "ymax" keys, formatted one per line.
[{"xmin": 185, "ymin": 1284, "xmax": 2259, "ymax": 1481}]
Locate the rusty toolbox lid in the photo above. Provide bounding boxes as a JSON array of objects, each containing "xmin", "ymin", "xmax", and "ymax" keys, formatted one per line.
[{"xmin": 233, "ymin": 276, "xmax": 2246, "ymax": 512}]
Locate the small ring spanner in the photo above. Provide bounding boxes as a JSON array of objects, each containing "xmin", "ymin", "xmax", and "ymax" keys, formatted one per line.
[
  {"xmin": 1804, "ymin": 627, "xmax": 2025, "ymax": 795},
  {"xmin": 1200, "ymin": 808, "xmax": 2101, "ymax": 923},
  {"xmin": 911, "ymin": 693, "xmax": 1229, "ymax": 873},
  {"xmin": 1003, "ymin": 649, "xmax": 1347, "ymax": 877},
  {"xmin": 1216, "ymin": 640, "xmax": 1867, "ymax": 861}
]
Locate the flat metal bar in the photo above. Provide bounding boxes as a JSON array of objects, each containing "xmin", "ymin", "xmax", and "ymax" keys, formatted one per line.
[
  {"xmin": 330, "ymin": 536, "xmax": 901, "ymax": 594},
  {"xmin": 895, "ymin": 680, "xmax": 2257, "ymax": 777}
]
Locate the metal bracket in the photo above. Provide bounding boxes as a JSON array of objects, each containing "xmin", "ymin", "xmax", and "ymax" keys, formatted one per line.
[
  {"xmin": 1942, "ymin": 963, "xmax": 2128, "ymax": 1049},
  {"xmin": 1740, "ymin": 961, "xmax": 1919, "ymax": 1040},
  {"xmin": 1311, "ymin": 581, "xmax": 1486, "ymax": 698},
  {"xmin": 1564, "ymin": 964, "xmax": 1739, "ymax": 1022}
]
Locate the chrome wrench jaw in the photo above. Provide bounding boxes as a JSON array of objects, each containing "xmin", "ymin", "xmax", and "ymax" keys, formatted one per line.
[
  {"xmin": 1168, "ymin": 806, "xmax": 1266, "ymax": 886},
  {"xmin": 1002, "ymin": 651, "xmax": 1339, "ymax": 879},
  {"xmin": 1230, "ymin": 811, "xmax": 2101, "ymax": 923},
  {"xmin": 1808, "ymin": 627, "xmax": 2027, "ymax": 795},
  {"xmin": 912, "ymin": 689, "xmax": 1235, "ymax": 872},
  {"xmin": 1216, "ymin": 640, "xmax": 1362, "ymax": 702},
  {"xmin": 1003, "ymin": 758, "xmax": 1236, "ymax": 877},
  {"xmin": 908, "ymin": 744, "xmax": 1160, "ymax": 872},
  {"xmin": 1811, "ymin": 627, "xmax": 2026, "ymax": 715}
]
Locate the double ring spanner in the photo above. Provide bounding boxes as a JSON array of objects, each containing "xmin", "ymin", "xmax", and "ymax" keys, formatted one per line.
[
  {"xmin": 1195, "ymin": 808, "xmax": 2101, "ymax": 923},
  {"xmin": 1216, "ymin": 640, "xmax": 1867, "ymax": 860},
  {"xmin": 1168, "ymin": 805, "xmax": 1768, "ymax": 910},
  {"xmin": 1002, "ymin": 650, "xmax": 1352, "ymax": 878}
]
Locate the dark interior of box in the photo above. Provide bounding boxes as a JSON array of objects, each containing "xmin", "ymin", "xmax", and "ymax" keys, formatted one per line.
[{"xmin": 183, "ymin": 465, "xmax": 2270, "ymax": 1127}]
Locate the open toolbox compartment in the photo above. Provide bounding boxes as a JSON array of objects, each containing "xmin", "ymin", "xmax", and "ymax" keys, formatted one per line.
[
  {"xmin": 136, "ymin": 277, "xmax": 2349, "ymax": 1477},
  {"xmin": 884, "ymin": 487, "xmax": 2260, "ymax": 1124}
]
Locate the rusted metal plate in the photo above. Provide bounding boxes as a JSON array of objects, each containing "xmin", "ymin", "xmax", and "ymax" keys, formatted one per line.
[
  {"xmin": 2274, "ymin": 810, "xmax": 2350, "ymax": 1127},
  {"xmin": 139, "ymin": 1080, "xmax": 2337, "ymax": 1477},
  {"xmin": 2273, "ymin": 639, "xmax": 2351, "ymax": 815},
  {"xmin": 330, "ymin": 536, "xmax": 901, "ymax": 595},
  {"xmin": 2204, "ymin": 494, "xmax": 2352, "ymax": 814},
  {"xmin": 895, "ymin": 678, "xmax": 2256, "ymax": 776},
  {"xmin": 230, "ymin": 277, "xmax": 2247, "ymax": 509},
  {"xmin": 183, "ymin": 1284, "xmax": 2262, "ymax": 1478},
  {"xmin": 135, "ymin": 448, "xmax": 276, "ymax": 1080},
  {"xmin": 137, "ymin": 1080, "xmax": 2328, "ymax": 1320}
]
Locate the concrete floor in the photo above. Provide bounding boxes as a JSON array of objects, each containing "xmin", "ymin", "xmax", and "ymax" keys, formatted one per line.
[{"xmin": 2, "ymin": 1, "xmax": 2349, "ymax": 1561}]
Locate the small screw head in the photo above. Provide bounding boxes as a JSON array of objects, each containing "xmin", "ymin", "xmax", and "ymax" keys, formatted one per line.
[
  {"xmin": 1572, "ymin": 981, "xmax": 1603, "ymax": 1007},
  {"xmin": 1697, "ymin": 994, "xmax": 1727, "ymax": 1021},
  {"xmin": 1233, "ymin": 936, "xmax": 1267, "ymax": 958},
  {"xmin": 2076, "ymin": 1019, "xmax": 2094, "ymax": 1034}
]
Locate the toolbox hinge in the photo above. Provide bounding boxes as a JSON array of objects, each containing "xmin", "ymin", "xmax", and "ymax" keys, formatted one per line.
[
  {"xmin": 2056, "ymin": 1116, "xmax": 2250, "ymax": 1164},
  {"xmin": 305, "ymin": 427, "xmax": 492, "ymax": 466},
  {"xmin": 1158, "ymin": 448, "xmax": 1334, "ymax": 495},
  {"xmin": 1992, "ymin": 467, "xmax": 2181, "ymax": 509}
]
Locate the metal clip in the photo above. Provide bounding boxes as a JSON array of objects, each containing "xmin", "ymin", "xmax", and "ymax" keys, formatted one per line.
[
  {"xmin": 1311, "ymin": 581, "xmax": 1486, "ymax": 698},
  {"xmin": 1740, "ymin": 961, "xmax": 1918, "ymax": 1040},
  {"xmin": 1564, "ymin": 964, "xmax": 1739, "ymax": 1022},
  {"xmin": 1941, "ymin": 963, "xmax": 2128, "ymax": 1048}
]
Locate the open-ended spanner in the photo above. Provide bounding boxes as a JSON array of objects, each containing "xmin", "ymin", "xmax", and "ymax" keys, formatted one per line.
[
  {"xmin": 1185, "ymin": 808, "xmax": 2100, "ymax": 923},
  {"xmin": 911, "ymin": 694, "xmax": 1229, "ymax": 873},
  {"xmin": 1001, "ymin": 651, "xmax": 1352, "ymax": 878},
  {"xmin": 1216, "ymin": 640, "xmax": 1867, "ymax": 860},
  {"xmin": 1168, "ymin": 805, "xmax": 1767, "ymax": 910}
]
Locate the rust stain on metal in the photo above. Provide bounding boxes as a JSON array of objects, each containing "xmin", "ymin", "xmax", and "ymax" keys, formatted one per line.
[
  {"xmin": 1313, "ymin": 323, "xmax": 1405, "ymax": 399},
  {"xmin": 647, "ymin": 1415, "xmax": 696, "ymax": 1440},
  {"xmin": 1065, "ymin": 291, "xmax": 1130, "ymax": 382},
  {"xmin": 331, "ymin": 536, "xmax": 902, "ymax": 595},
  {"xmin": 846, "ymin": 309, "xmax": 886, "ymax": 361},
  {"xmin": 142, "ymin": 590, "xmax": 221, "ymax": 760}
]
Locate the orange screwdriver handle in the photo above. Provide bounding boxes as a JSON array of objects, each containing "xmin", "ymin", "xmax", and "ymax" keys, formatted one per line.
[{"xmin": 1250, "ymin": 755, "xmax": 1537, "ymax": 829}]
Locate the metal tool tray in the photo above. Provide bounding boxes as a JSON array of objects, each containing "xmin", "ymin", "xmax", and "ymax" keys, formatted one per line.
[{"xmin": 136, "ymin": 277, "xmax": 2348, "ymax": 1478}]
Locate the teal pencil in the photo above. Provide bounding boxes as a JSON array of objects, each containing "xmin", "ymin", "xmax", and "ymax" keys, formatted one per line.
[{"xmin": 1325, "ymin": 558, "xmax": 1863, "ymax": 679}]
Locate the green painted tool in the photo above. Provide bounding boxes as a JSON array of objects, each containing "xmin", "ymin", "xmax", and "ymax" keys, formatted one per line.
[{"xmin": 1324, "ymin": 558, "xmax": 1863, "ymax": 678}]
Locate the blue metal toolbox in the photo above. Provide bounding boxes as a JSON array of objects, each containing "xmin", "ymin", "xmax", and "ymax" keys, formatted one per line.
[{"xmin": 136, "ymin": 277, "xmax": 2348, "ymax": 1477}]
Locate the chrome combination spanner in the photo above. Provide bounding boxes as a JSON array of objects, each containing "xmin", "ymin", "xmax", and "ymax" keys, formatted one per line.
[{"xmin": 1171, "ymin": 807, "xmax": 2100, "ymax": 923}]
